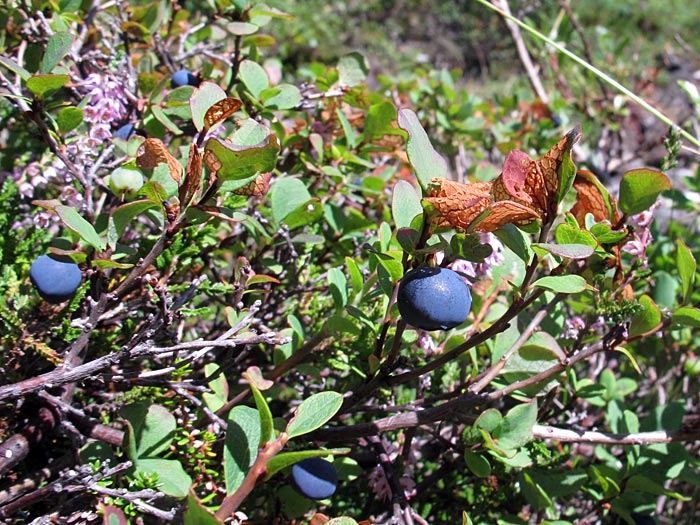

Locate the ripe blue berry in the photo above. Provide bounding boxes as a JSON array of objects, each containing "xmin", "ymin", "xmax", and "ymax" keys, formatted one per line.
[
  {"xmin": 397, "ymin": 267, "xmax": 471, "ymax": 331},
  {"xmin": 29, "ymin": 254, "xmax": 82, "ymax": 304},
  {"xmin": 291, "ymin": 457, "xmax": 338, "ymax": 500},
  {"xmin": 114, "ymin": 123, "xmax": 135, "ymax": 141},
  {"xmin": 171, "ymin": 69, "xmax": 200, "ymax": 88}
]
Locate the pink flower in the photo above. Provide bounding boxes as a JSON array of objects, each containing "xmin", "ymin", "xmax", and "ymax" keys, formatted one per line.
[{"xmin": 621, "ymin": 201, "xmax": 660, "ymax": 269}]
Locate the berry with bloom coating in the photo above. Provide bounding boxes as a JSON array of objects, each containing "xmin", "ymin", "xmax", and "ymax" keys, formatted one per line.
[
  {"xmin": 291, "ymin": 457, "xmax": 338, "ymax": 500},
  {"xmin": 114, "ymin": 123, "xmax": 135, "ymax": 140},
  {"xmin": 30, "ymin": 255, "xmax": 82, "ymax": 303},
  {"xmin": 397, "ymin": 267, "xmax": 471, "ymax": 331},
  {"xmin": 171, "ymin": 69, "xmax": 200, "ymax": 88}
]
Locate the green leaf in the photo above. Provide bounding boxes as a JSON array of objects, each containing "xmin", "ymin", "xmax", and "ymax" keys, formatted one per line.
[
  {"xmin": 653, "ymin": 270, "xmax": 679, "ymax": 308},
  {"xmin": 262, "ymin": 83, "xmax": 301, "ymax": 110},
  {"xmin": 464, "ymin": 449, "xmax": 491, "ymax": 478},
  {"xmin": 0, "ymin": 56, "xmax": 31, "ymax": 81},
  {"xmin": 56, "ymin": 205, "xmax": 106, "ymax": 251},
  {"xmin": 496, "ymin": 401, "xmax": 537, "ymax": 450},
  {"xmin": 532, "ymin": 243, "xmax": 594, "ymax": 259},
  {"xmin": 397, "ymin": 108, "xmax": 447, "ymax": 190},
  {"xmin": 243, "ymin": 376, "xmax": 273, "ymax": 448},
  {"xmin": 204, "ymin": 134, "xmax": 279, "ymax": 181},
  {"xmin": 589, "ymin": 222, "xmax": 627, "ymax": 244},
  {"xmin": 555, "ymin": 126, "xmax": 582, "ymax": 205},
  {"xmin": 629, "ymin": 294, "xmax": 661, "ymax": 337},
  {"xmin": 531, "ymin": 275, "xmax": 586, "ymax": 293},
  {"xmin": 392, "ymin": 180, "xmax": 423, "ymax": 230},
  {"xmin": 184, "ymin": 491, "xmax": 221, "ymax": 525},
  {"xmin": 336, "ymin": 107, "xmax": 357, "ymax": 149},
  {"xmin": 203, "ymin": 363, "xmax": 228, "ymax": 413},
  {"xmin": 337, "ymin": 52, "xmax": 369, "ymax": 87},
  {"xmin": 495, "ymin": 223, "xmax": 533, "ymax": 263},
  {"xmin": 57, "ymin": 106, "xmax": 83, "ymax": 134},
  {"xmin": 328, "ymin": 267, "xmax": 348, "ymax": 309},
  {"xmin": 283, "ymin": 198, "xmax": 323, "ymax": 229},
  {"xmin": 190, "ymin": 81, "xmax": 226, "ymax": 132},
  {"xmin": 121, "ymin": 403, "xmax": 176, "ymax": 457},
  {"xmin": 618, "ymin": 168, "xmax": 670, "ymax": 216},
  {"xmin": 224, "ymin": 405, "xmax": 261, "ymax": 495},
  {"xmin": 672, "ymin": 306, "xmax": 700, "ymax": 327},
  {"xmin": 270, "ymin": 178, "xmax": 312, "ymax": 223},
  {"xmin": 286, "ymin": 391, "xmax": 343, "ymax": 439},
  {"xmin": 229, "ymin": 21, "xmax": 259, "ymax": 35},
  {"xmin": 626, "ymin": 474, "xmax": 691, "ymax": 500},
  {"xmin": 151, "ymin": 104, "xmax": 183, "ymax": 135},
  {"xmin": 676, "ymin": 238, "xmax": 696, "ymax": 304},
  {"xmin": 109, "ymin": 200, "xmax": 159, "ymax": 248},
  {"xmin": 345, "ymin": 257, "xmax": 363, "ymax": 299},
  {"xmin": 266, "ymin": 448, "xmax": 349, "ymax": 478},
  {"xmin": 519, "ymin": 471, "xmax": 552, "ymax": 510},
  {"xmin": 26, "ymin": 74, "xmax": 70, "ymax": 98},
  {"xmin": 240, "ymin": 59, "xmax": 270, "ymax": 99},
  {"xmin": 40, "ymin": 32, "xmax": 74, "ymax": 74},
  {"xmin": 554, "ymin": 223, "xmax": 598, "ymax": 248},
  {"xmin": 135, "ymin": 458, "xmax": 192, "ymax": 498},
  {"xmin": 363, "ymin": 101, "xmax": 406, "ymax": 141},
  {"xmin": 501, "ymin": 337, "xmax": 565, "ymax": 395}
]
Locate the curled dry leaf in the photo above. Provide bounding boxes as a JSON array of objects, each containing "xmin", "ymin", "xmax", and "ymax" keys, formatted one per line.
[
  {"xmin": 425, "ymin": 178, "xmax": 538, "ymax": 232},
  {"xmin": 571, "ymin": 169, "xmax": 620, "ymax": 225},
  {"xmin": 492, "ymin": 127, "xmax": 582, "ymax": 219},
  {"xmin": 203, "ymin": 97, "xmax": 242, "ymax": 131},
  {"xmin": 179, "ymin": 143, "xmax": 203, "ymax": 208},
  {"xmin": 424, "ymin": 178, "xmax": 491, "ymax": 230},
  {"xmin": 423, "ymin": 129, "xmax": 581, "ymax": 233},
  {"xmin": 136, "ymin": 138, "xmax": 183, "ymax": 183}
]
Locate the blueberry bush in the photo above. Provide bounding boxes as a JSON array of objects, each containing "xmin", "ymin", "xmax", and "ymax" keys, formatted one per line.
[{"xmin": 0, "ymin": 1, "xmax": 699, "ymax": 524}]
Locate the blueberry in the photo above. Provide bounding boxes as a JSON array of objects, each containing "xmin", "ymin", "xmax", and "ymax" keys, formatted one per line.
[
  {"xmin": 29, "ymin": 254, "xmax": 82, "ymax": 304},
  {"xmin": 397, "ymin": 267, "xmax": 471, "ymax": 331},
  {"xmin": 114, "ymin": 123, "xmax": 135, "ymax": 141},
  {"xmin": 291, "ymin": 457, "xmax": 338, "ymax": 500},
  {"xmin": 171, "ymin": 69, "xmax": 200, "ymax": 88}
]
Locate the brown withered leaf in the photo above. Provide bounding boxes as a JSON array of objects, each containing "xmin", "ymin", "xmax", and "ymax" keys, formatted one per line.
[
  {"xmin": 492, "ymin": 127, "xmax": 581, "ymax": 218},
  {"xmin": 473, "ymin": 200, "xmax": 541, "ymax": 232},
  {"xmin": 203, "ymin": 97, "xmax": 242, "ymax": 131},
  {"xmin": 424, "ymin": 177, "xmax": 491, "ymax": 230},
  {"xmin": 136, "ymin": 138, "xmax": 183, "ymax": 183},
  {"xmin": 571, "ymin": 169, "xmax": 620, "ymax": 225},
  {"xmin": 202, "ymin": 148, "xmax": 222, "ymax": 175},
  {"xmin": 179, "ymin": 143, "xmax": 203, "ymax": 208},
  {"xmin": 233, "ymin": 172, "xmax": 272, "ymax": 196}
]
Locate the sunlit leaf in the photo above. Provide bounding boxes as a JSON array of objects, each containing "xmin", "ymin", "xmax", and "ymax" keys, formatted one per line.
[
  {"xmin": 398, "ymin": 109, "xmax": 447, "ymax": 189},
  {"xmin": 618, "ymin": 168, "xmax": 671, "ymax": 216}
]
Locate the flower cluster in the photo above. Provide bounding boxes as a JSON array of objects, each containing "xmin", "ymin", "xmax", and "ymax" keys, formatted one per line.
[{"xmin": 620, "ymin": 201, "xmax": 660, "ymax": 269}]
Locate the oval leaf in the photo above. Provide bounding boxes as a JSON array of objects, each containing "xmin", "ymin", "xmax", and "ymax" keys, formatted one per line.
[
  {"xmin": 225, "ymin": 405, "xmax": 261, "ymax": 495},
  {"xmin": 629, "ymin": 294, "xmax": 661, "ymax": 337},
  {"xmin": 397, "ymin": 108, "xmax": 447, "ymax": 190},
  {"xmin": 618, "ymin": 168, "xmax": 670, "ymax": 216},
  {"xmin": 532, "ymin": 243, "xmax": 594, "ymax": 259},
  {"xmin": 270, "ymin": 178, "xmax": 312, "ymax": 223},
  {"xmin": 392, "ymin": 180, "xmax": 423, "ymax": 230},
  {"xmin": 672, "ymin": 306, "xmax": 700, "ymax": 328},
  {"xmin": 40, "ymin": 32, "xmax": 75, "ymax": 74},
  {"xmin": 56, "ymin": 205, "xmax": 106, "ymax": 251},
  {"xmin": 286, "ymin": 391, "xmax": 343, "ymax": 439},
  {"xmin": 190, "ymin": 81, "xmax": 227, "ymax": 132},
  {"xmin": 532, "ymin": 275, "xmax": 586, "ymax": 293}
]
